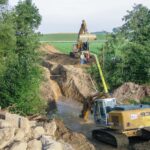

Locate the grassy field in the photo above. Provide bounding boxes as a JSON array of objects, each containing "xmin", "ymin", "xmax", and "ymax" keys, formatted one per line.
[
  {"xmin": 40, "ymin": 33, "xmax": 106, "ymax": 54},
  {"xmin": 48, "ymin": 41, "xmax": 104, "ymax": 54}
]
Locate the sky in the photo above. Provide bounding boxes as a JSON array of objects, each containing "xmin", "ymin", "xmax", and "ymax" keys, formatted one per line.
[{"xmin": 9, "ymin": 0, "xmax": 150, "ymax": 33}]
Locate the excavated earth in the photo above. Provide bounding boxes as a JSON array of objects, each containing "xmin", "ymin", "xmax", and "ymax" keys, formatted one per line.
[
  {"xmin": 113, "ymin": 82, "xmax": 150, "ymax": 104},
  {"xmin": 39, "ymin": 44, "xmax": 150, "ymax": 150}
]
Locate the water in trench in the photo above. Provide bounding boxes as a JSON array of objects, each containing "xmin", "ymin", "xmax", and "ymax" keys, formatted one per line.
[
  {"xmin": 55, "ymin": 100, "xmax": 148, "ymax": 150},
  {"xmin": 56, "ymin": 100, "xmax": 119, "ymax": 150},
  {"xmin": 57, "ymin": 100, "xmax": 96, "ymax": 137}
]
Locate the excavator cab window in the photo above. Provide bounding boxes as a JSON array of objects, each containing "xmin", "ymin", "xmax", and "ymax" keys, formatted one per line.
[{"xmin": 94, "ymin": 101, "xmax": 107, "ymax": 125}]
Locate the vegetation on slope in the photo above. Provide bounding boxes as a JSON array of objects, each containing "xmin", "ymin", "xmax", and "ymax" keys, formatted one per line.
[
  {"xmin": 0, "ymin": 0, "xmax": 45, "ymax": 115},
  {"xmin": 90, "ymin": 4, "xmax": 150, "ymax": 91}
]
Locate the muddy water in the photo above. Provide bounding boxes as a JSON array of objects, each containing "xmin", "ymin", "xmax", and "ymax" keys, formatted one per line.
[{"xmin": 56, "ymin": 100, "xmax": 121, "ymax": 150}]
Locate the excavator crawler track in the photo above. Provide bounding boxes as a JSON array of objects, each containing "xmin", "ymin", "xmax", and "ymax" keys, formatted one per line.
[
  {"xmin": 92, "ymin": 129, "xmax": 129, "ymax": 148},
  {"xmin": 142, "ymin": 127, "xmax": 150, "ymax": 140}
]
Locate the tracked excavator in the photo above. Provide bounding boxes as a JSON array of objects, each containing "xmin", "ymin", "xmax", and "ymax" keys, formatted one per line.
[
  {"xmin": 70, "ymin": 20, "xmax": 96, "ymax": 58},
  {"xmin": 81, "ymin": 53, "xmax": 150, "ymax": 148},
  {"xmin": 77, "ymin": 21, "xmax": 150, "ymax": 148}
]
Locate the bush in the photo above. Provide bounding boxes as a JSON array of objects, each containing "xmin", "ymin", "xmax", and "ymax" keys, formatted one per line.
[{"xmin": 0, "ymin": 0, "xmax": 45, "ymax": 115}]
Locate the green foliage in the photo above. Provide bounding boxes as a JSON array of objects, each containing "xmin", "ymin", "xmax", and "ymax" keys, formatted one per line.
[
  {"xmin": 140, "ymin": 97, "xmax": 150, "ymax": 105},
  {"xmin": 40, "ymin": 33, "xmax": 78, "ymax": 41},
  {"xmin": 0, "ymin": 0, "xmax": 8, "ymax": 4},
  {"xmin": 128, "ymin": 99, "xmax": 139, "ymax": 104},
  {"xmin": 15, "ymin": 0, "xmax": 41, "ymax": 30},
  {"xmin": 0, "ymin": 12, "xmax": 16, "ymax": 75},
  {"xmin": 95, "ymin": 4, "xmax": 150, "ymax": 90},
  {"xmin": 0, "ymin": 0, "xmax": 45, "ymax": 115}
]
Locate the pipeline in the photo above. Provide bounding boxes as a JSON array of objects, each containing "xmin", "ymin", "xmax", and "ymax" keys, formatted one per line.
[{"xmin": 90, "ymin": 53, "xmax": 108, "ymax": 94}]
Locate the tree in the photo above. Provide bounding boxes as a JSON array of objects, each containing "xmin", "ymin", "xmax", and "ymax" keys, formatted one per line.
[
  {"xmin": 95, "ymin": 4, "xmax": 150, "ymax": 90},
  {"xmin": 87, "ymin": 4, "xmax": 150, "ymax": 92},
  {"xmin": 0, "ymin": 0, "xmax": 45, "ymax": 115},
  {"xmin": 0, "ymin": 0, "xmax": 8, "ymax": 4}
]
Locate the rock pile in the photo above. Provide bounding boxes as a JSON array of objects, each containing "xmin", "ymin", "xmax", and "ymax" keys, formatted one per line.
[{"xmin": 0, "ymin": 111, "xmax": 95, "ymax": 150}]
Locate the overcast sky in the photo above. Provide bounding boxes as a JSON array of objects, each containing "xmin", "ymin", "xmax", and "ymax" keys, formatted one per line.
[{"xmin": 9, "ymin": 0, "xmax": 150, "ymax": 33}]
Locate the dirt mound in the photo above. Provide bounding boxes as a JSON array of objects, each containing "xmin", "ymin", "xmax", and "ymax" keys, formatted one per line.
[
  {"xmin": 40, "ymin": 44, "xmax": 80, "ymax": 65},
  {"xmin": 113, "ymin": 82, "xmax": 150, "ymax": 103},
  {"xmin": 55, "ymin": 119, "xmax": 95, "ymax": 150}
]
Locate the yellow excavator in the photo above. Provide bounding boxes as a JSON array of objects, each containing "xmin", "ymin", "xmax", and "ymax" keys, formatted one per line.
[
  {"xmin": 70, "ymin": 20, "xmax": 96, "ymax": 58},
  {"xmin": 92, "ymin": 49, "xmax": 150, "ymax": 147},
  {"xmin": 77, "ymin": 20, "xmax": 150, "ymax": 148}
]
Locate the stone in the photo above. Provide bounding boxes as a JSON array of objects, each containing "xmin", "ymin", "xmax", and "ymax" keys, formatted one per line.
[
  {"xmin": 44, "ymin": 120, "xmax": 57, "ymax": 136},
  {"xmin": 27, "ymin": 139, "xmax": 42, "ymax": 150},
  {"xmin": 59, "ymin": 140, "xmax": 74, "ymax": 150},
  {"xmin": 19, "ymin": 117, "xmax": 30, "ymax": 134},
  {"xmin": 40, "ymin": 135, "xmax": 63, "ymax": 150},
  {"xmin": 0, "ymin": 128, "xmax": 15, "ymax": 149},
  {"xmin": 32, "ymin": 126, "xmax": 45, "ymax": 139},
  {"xmin": 10, "ymin": 142, "xmax": 27, "ymax": 150},
  {"xmin": 0, "ymin": 119, "xmax": 12, "ymax": 128},
  {"xmin": 14, "ymin": 129, "xmax": 25, "ymax": 141},
  {"xmin": 0, "ymin": 112, "xmax": 30, "ymax": 134},
  {"xmin": 2, "ymin": 112, "xmax": 21, "ymax": 128},
  {"xmin": 29, "ymin": 121, "xmax": 37, "ymax": 128}
]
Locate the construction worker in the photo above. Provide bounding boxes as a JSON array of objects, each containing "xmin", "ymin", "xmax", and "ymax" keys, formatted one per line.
[
  {"xmin": 85, "ymin": 51, "xmax": 90, "ymax": 63},
  {"xmin": 80, "ymin": 52, "xmax": 86, "ymax": 64}
]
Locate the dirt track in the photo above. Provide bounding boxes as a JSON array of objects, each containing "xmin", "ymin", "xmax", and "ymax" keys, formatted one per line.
[{"xmin": 40, "ymin": 44, "xmax": 150, "ymax": 150}]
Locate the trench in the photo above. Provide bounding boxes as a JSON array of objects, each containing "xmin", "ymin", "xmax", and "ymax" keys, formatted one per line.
[
  {"xmin": 55, "ymin": 99, "xmax": 119, "ymax": 150},
  {"xmin": 54, "ymin": 100, "xmax": 150, "ymax": 150}
]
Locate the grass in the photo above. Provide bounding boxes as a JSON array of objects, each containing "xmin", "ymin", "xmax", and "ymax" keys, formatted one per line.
[
  {"xmin": 47, "ymin": 41, "xmax": 104, "ymax": 54},
  {"xmin": 40, "ymin": 33, "xmax": 106, "ymax": 42},
  {"xmin": 40, "ymin": 33, "xmax": 106, "ymax": 54},
  {"xmin": 40, "ymin": 33, "xmax": 78, "ymax": 41}
]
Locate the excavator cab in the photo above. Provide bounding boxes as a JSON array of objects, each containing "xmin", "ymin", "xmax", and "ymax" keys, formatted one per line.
[{"xmin": 94, "ymin": 98, "xmax": 116, "ymax": 126}]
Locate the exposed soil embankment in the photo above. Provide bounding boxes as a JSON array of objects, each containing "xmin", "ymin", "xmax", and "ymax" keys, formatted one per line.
[{"xmin": 40, "ymin": 44, "xmax": 95, "ymax": 103}]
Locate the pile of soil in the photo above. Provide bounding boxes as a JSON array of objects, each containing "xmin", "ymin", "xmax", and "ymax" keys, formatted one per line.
[{"xmin": 113, "ymin": 82, "xmax": 150, "ymax": 104}]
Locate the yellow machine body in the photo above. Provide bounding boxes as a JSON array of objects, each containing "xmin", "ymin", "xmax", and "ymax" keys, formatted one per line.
[
  {"xmin": 108, "ymin": 108, "xmax": 150, "ymax": 137},
  {"xmin": 79, "ymin": 34, "xmax": 97, "ymax": 42}
]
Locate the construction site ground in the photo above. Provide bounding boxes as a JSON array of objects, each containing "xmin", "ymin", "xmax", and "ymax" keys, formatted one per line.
[{"xmin": 40, "ymin": 44, "xmax": 150, "ymax": 150}]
